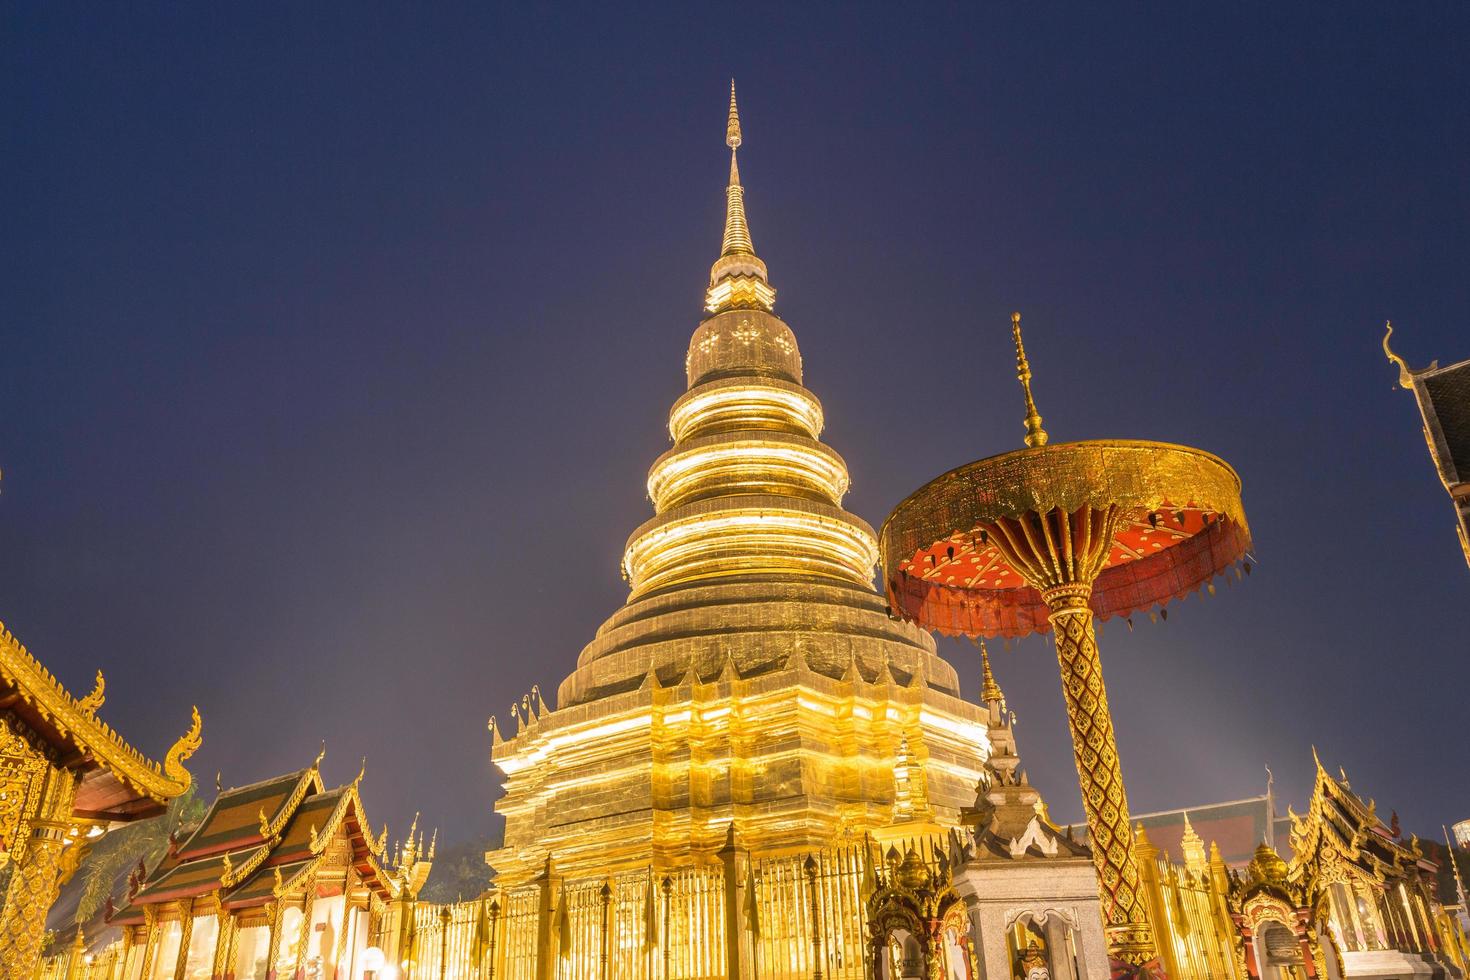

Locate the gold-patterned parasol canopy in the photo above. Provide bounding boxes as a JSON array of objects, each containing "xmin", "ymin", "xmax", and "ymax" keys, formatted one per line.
[{"xmin": 881, "ymin": 437, "xmax": 1251, "ymax": 639}]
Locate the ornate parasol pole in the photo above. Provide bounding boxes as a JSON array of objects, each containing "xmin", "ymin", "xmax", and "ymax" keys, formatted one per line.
[{"xmin": 881, "ymin": 313, "xmax": 1253, "ymax": 980}]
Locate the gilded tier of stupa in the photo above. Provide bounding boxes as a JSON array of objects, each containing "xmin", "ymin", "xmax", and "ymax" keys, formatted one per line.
[{"xmin": 488, "ymin": 86, "xmax": 989, "ymax": 886}]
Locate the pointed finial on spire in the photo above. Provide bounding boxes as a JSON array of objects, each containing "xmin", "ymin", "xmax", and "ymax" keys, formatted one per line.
[
  {"xmin": 704, "ymin": 81, "xmax": 775, "ymax": 313},
  {"xmin": 978, "ymin": 640, "xmax": 1004, "ymax": 704},
  {"xmin": 720, "ymin": 81, "xmax": 754, "ymax": 258},
  {"xmin": 1010, "ymin": 312, "xmax": 1048, "ymax": 448},
  {"xmin": 727, "ymin": 79, "xmax": 741, "ymax": 149}
]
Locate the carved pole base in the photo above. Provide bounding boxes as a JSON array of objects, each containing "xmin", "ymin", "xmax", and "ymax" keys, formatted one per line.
[{"xmin": 1042, "ymin": 583, "xmax": 1164, "ymax": 977}]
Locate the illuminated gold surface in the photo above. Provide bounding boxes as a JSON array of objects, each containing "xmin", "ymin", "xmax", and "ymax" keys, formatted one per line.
[{"xmin": 490, "ymin": 89, "xmax": 987, "ymax": 896}]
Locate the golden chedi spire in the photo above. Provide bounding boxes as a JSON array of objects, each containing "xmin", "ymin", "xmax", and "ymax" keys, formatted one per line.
[
  {"xmin": 722, "ymin": 81, "xmax": 752, "ymax": 256},
  {"xmin": 707, "ymin": 80, "xmax": 775, "ymax": 314},
  {"xmin": 490, "ymin": 85, "xmax": 988, "ymax": 886},
  {"xmin": 978, "ymin": 640, "xmax": 1004, "ymax": 705}
]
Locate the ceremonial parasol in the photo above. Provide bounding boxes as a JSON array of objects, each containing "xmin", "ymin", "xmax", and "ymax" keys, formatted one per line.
[{"xmin": 880, "ymin": 314, "xmax": 1252, "ymax": 979}]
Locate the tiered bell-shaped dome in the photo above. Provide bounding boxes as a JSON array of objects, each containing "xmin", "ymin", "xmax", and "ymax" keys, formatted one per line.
[
  {"xmin": 622, "ymin": 107, "xmax": 881, "ymax": 593},
  {"xmin": 558, "ymin": 83, "xmax": 951, "ymax": 707}
]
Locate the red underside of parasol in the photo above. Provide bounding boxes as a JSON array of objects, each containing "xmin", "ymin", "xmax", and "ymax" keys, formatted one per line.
[{"xmin": 887, "ymin": 513, "xmax": 1250, "ymax": 639}]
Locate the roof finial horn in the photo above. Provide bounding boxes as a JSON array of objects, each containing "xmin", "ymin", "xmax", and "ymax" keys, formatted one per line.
[
  {"xmin": 1011, "ymin": 312, "xmax": 1049, "ymax": 448},
  {"xmin": 1383, "ymin": 320, "xmax": 1415, "ymax": 390}
]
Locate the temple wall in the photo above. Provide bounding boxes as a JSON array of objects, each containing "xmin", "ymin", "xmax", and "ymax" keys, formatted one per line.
[{"xmin": 490, "ymin": 657, "xmax": 988, "ymax": 887}]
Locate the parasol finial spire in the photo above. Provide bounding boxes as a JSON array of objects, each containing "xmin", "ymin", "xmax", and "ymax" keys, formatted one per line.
[{"xmin": 1011, "ymin": 312, "xmax": 1049, "ymax": 448}]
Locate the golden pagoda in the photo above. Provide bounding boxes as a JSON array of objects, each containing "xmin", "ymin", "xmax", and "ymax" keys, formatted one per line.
[{"xmin": 489, "ymin": 84, "xmax": 989, "ymax": 886}]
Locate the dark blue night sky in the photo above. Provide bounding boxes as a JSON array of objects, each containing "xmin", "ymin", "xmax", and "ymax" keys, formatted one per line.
[{"xmin": 3, "ymin": 4, "xmax": 1467, "ymax": 844}]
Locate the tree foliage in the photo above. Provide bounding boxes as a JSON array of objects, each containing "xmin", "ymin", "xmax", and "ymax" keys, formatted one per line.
[
  {"xmin": 418, "ymin": 829, "xmax": 502, "ymax": 904},
  {"xmin": 74, "ymin": 788, "xmax": 206, "ymax": 923}
]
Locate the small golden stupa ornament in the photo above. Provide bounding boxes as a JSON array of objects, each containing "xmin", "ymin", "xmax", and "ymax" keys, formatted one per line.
[{"xmin": 880, "ymin": 312, "xmax": 1252, "ymax": 980}]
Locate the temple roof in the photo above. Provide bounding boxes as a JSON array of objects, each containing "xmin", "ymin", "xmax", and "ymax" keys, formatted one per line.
[
  {"xmin": 1088, "ymin": 795, "xmax": 1286, "ymax": 868},
  {"xmin": 0, "ymin": 621, "xmax": 200, "ymax": 821},
  {"xmin": 116, "ymin": 758, "xmax": 393, "ymax": 919},
  {"xmin": 1419, "ymin": 358, "xmax": 1470, "ymax": 487},
  {"xmin": 1384, "ymin": 323, "xmax": 1470, "ymax": 568},
  {"xmin": 1287, "ymin": 749, "xmax": 1434, "ymax": 887}
]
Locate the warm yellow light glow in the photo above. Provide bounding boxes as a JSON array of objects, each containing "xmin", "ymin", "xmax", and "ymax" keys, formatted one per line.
[
  {"xmin": 669, "ymin": 382, "xmax": 824, "ymax": 441},
  {"xmin": 623, "ymin": 506, "xmax": 879, "ymax": 595},
  {"xmin": 704, "ymin": 275, "xmax": 776, "ymax": 314},
  {"xmin": 646, "ymin": 438, "xmax": 850, "ymax": 510}
]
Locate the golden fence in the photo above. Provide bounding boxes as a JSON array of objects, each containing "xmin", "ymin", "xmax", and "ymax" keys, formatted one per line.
[
  {"xmin": 34, "ymin": 939, "xmax": 122, "ymax": 980},
  {"xmin": 392, "ymin": 837, "xmax": 930, "ymax": 980},
  {"xmin": 1137, "ymin": 850, "xmax": 1241, "ymax": 980},
  {"xmin": 749, "ymin": 844, "xmax": 868, "ymax": 979},
  {"xmin": 411, "ymin": 898, "xmax": 489, "ymax": 980}
]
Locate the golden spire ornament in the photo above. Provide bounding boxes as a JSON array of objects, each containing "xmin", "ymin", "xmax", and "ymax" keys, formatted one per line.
[
  {"xmin": 978, "ymin": 640, "xmax": 1004, "ymax": 704},
  {"xmin": 705, "ymin": 81, "xmax": 775, "ymax": 313},
  {"xmin": 1011, "ymin": 311, "xmax": 1048, "ymax": 448},
  {"xmin": 726, "ymin": 78, "xmax": 741, "ymax": 149},
  {"xmin": 721, "ymin": 79, "xmax": 754, "ymax": 257}
]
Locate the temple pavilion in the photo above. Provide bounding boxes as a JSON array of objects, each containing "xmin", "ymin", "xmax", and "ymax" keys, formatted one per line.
[{"xmin": 89, "ymin": 752, "xmax": 432, "ymax": 980}]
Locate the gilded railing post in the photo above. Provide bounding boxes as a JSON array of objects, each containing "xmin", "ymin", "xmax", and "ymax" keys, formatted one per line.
[
  {"xmin": 534, "ymin": 858, "xmax": 559, "ymax": 980},
  {"xmin": 803, "ymin": 854, "xmax": 823, "ymax": 980},
  {"xmin": 486, "ymin": 898, "xmax": 501, "ymax": 980},
  {"xmin": 720, "ymin": 824, "xmax": 751, "ymax": 979},
  {"xmin": 661, "ymin": 876, "xmax": 673, "ymax": 980},
  {"xmin": 1133, "ymin": 828, "xmax": 1181, "ymax": 980},
  {"xmin": 1207, "ymin": 844, "xmax": 1245, "ymax": 980},
  {"xmin": 64, "ymin": 920, "xmax": 86, "ymax": 980},
  {"xmin": 439, "ymin": 904, "xmax": 451, "ymax": 980},
  {"xmin": 599, "ymin": 881, "xmax": 612, "ymax": 980}
]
